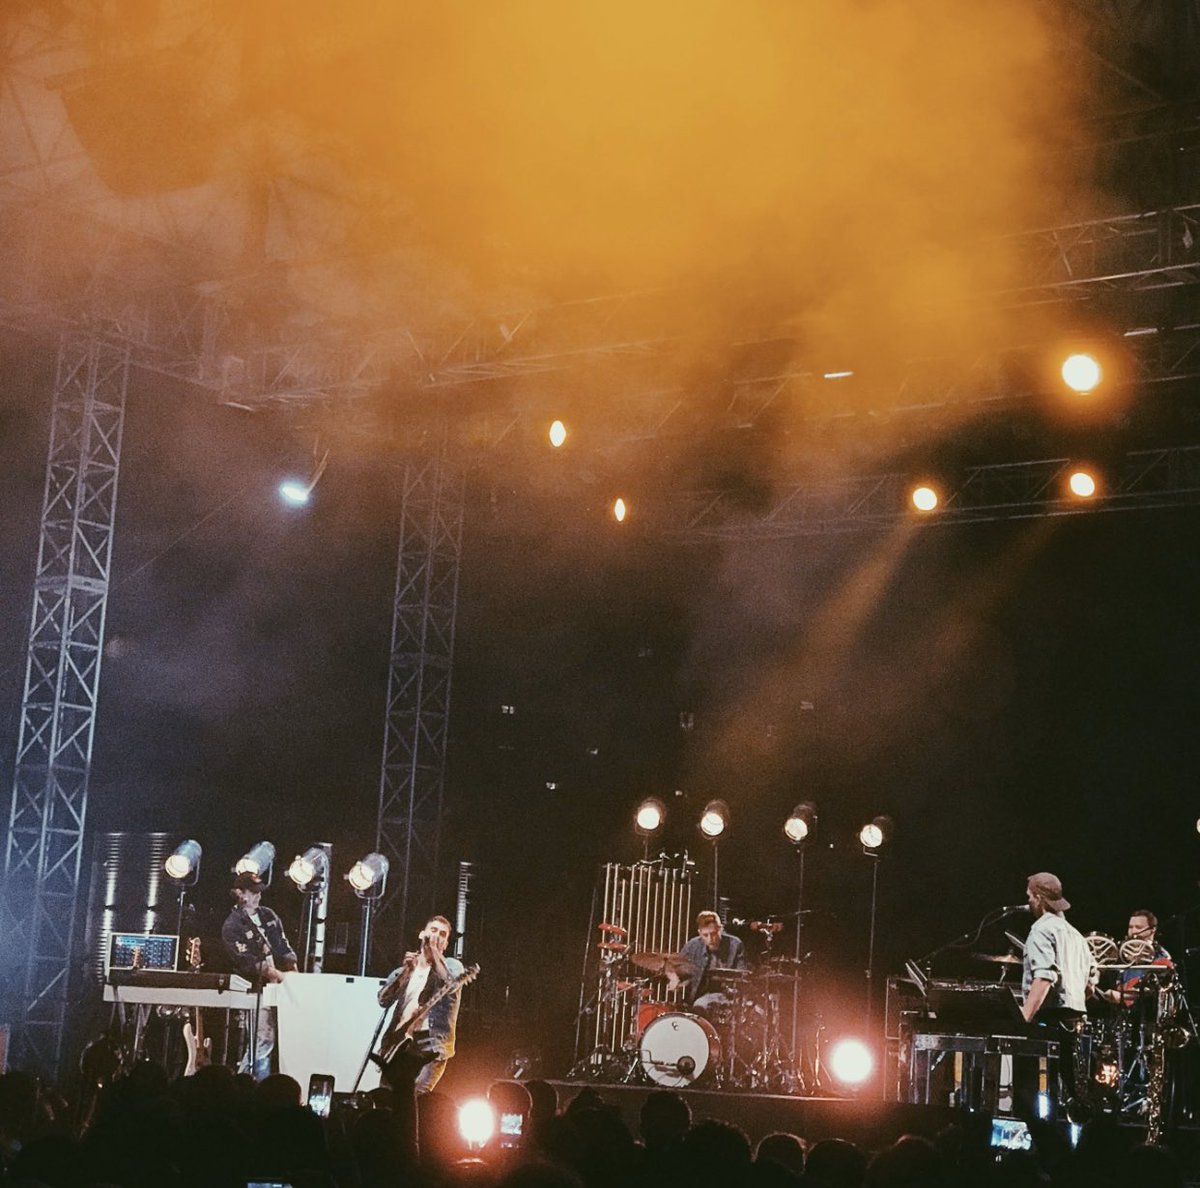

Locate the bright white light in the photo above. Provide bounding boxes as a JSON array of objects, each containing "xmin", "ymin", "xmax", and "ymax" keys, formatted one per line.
[
  {"xmin": 829, "ymin": 1039, "xmax": 874, "ymax": 1085},
  {"xmin": 548, "ymin": 420, "xmax": 567, "ymax": 448},
  {"xmin": 279, "ymin": 479, "xmax": 311, "ymax": 506},
  {"xmin": 1037, "ymin": 1091, "xmax": 1052, "ymax": 1120},
  {"xmin": 635, "ymin": 800, "xmax": 664, "ymax": 834},
  {"xmin": 699, "ymin": 801, "xmax": 728, "ymax": 840},
  {"xmin": 784, "ymin": 817, "xmax": 809, "ymax": 843},
  {"xmin": 458, "ymin": 1098, "xmax": 496, "ymax": 1149},
  {"xmin": 347, "ymin": 852, "xmax": 389, "ymax": 894},
  {"xmin": 235, "ymin": 841, "xmax": 275, "ymax": 877},
  {"xmin": 165, "ymin": 839, "xmax": 201, "ymax": 881},
  {"xmin": 911, "ymin": 485, "xmax": 939, "ymax": 513},
  {"xmin": 860, "ymin": 823, "xmax": 884, "ymax": 850},
  {"xmin": 1061, "ymin": 353, "xmax": 1102, "ymax": 394},
  {"xmin": 1068, "ymin": 470, "xmax": 1096, "ymax": 498},
  {"xmin": 613, "ymin": 498, "xmax": 627, "ymax": 523},
  {"xmin": 823, "ymin": 371, "xmax": 854, "ymax": 380}
]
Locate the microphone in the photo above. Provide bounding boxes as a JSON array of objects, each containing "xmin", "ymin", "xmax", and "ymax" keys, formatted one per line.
[{"xmin": 1000, "ymin": 904, "xmax": 1030, "ymax": 915}]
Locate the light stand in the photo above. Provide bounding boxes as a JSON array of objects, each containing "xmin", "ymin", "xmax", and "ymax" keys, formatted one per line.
[
  {"xmin": 865, "ymin": 852, "xmax": 881, "ymax": 1024},
  {"xmin": 289, "ymin": 844, "xmax": 332, "ymax": 972},
  {"xmin": 348, "ymin": 852, "xmax": 390, "ymax": 976}
]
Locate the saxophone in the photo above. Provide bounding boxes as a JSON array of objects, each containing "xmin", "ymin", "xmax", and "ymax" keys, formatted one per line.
[{"xmin": 1146, "ymin": 1017, "xmax": 1168, "ymax": 1145}]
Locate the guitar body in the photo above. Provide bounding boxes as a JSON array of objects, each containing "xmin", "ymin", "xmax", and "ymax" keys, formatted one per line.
[
  {"xmin": 374, "ymin": 963, "xmax": 480, "ymax": 1082},
  {"xmin": 181, "ymin": 937, "xmax": 212, "ymax": 1077}
]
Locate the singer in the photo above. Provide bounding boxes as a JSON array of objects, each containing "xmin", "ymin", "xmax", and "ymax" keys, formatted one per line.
[{"xmin": 377, "ymin": 915, "xmax": 464, "ymax": 1093}]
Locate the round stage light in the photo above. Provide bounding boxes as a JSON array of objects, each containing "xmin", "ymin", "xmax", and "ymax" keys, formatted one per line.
[
  {"xmin": 635, "ymin": 798, "xmax": 665, "ymax": 836},
  {"xmin": 699, "ymin": 800, "xmax": 729, "ymax": 840},
  {"xmin": 829, "ymin": 1038, "xmax": 874, "ymax": 1086},
  {"xmin": 859, "ymin": 816, "xmax": 893, "ymax": 852},
  {"xmin": 613, "ymin": 497, "xmax": 627, "ymax": 523},
  {"xmin": 346, "ymin": 852, "xmax": 389, "ymax": 895},
  {"xmin": 548, "ymin": 420, "xmax": 567, "ymax": 448},
  {"xmin": 287, "ymin": 845, "xmax": 329, "ymax": 891},
  {"xmin": 165, "ymin": 839, "xmax": 201, "ymax": 882},
  {"xmin": 234, "ymin": 841, "xmax": 275, "ymax": 877},
  {"xmin": 457, "ymin": 1098, "xmax": 496, "ymax": 1149},
  {"xmin": 278, "ymin": 479, "xmax": 311, "ymax": 506},
  {"xmin": 911, "ymin": 485, "xmax": 939, "ymax": 513},
  {"xmin": 1068, "ymin": 469, "xmax": 1097, "ymax": 499},
  {"xmin": 1061, "ymin": 353, "xmax": 1102, "ymax": 394},
  {"xmin": 784, "ymin": 802, "xmax": 817, "ymax": 845}
]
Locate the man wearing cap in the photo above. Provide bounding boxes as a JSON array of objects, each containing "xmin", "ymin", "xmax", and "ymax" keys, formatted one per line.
[
  {"xmin": 1021, "ymin": 872, "xmax": 1097, "ymax": 1023},
  {"xmin": 221, "ymin": 871, "xmax": 298, "ymax": 1079}
]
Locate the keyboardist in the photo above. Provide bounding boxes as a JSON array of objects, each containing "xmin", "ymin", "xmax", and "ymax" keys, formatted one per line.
[{"xmin": 221, "ymin": 871, "xmax": 298, "ymax": 1078}]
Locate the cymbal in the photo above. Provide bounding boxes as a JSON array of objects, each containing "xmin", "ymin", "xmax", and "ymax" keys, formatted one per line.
[
  {"xmin": 972, "ymin": 952, "xmax": 1023, "ymax": 966},
  {"xmin": 707, "ymin": 968, "xmax": 752, "ymax": 982},
  {"xmin": 630, "ymin": 951, "xmax": 696, "ymax": 977},
  {"xmin": 597, "ymin": 941, "xmax": 627, "ymax": 953},
  {"xmin": 598, "ymin": 922, "xmax": 628, "ymax": 936}
]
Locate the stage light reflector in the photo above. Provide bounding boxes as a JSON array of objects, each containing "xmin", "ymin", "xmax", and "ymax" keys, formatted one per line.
[
  {"xmin": 548, "ymin": 420, "xmax": 567, "ymax": 448},
  {"xmin": 165, "ymin": 839, "xmax": 201, "ymax": 881},
  {"xmin": 829, "ymin": 1038, "xmax": 874, "ymax": 1085},
  {"xmin": 1068, "ymin": 469, "xmax": 1097, "ymax": 498},
  {"xmin": 699, "ymin": 800, "xmax": 729, "ymax": 840},
  {"xmin": 346, "ymin": 852, "xmax": 389, "ymax": 895},
  {"xmin": 911, "ymin": 485, "xmax": 939, "ymax": 513},
  {"xmin": 234, "ymin": 841, "xmax": 275, "ymax": 877},
  {"xmin": 1061, "ymin": 353, "xmax": 1102, "ymax": 394},
  {"xmin": 784, "ymin": 802, "xmax": 817, "ymax": 844},
  {"xmin": 287, "ymin": 845, "xmax": 329, "ymax": 891},
  {"xmin": 457, "ymin": 1097, "xmax": 496, "ymax": 1149},
  {"xmin": 859, "ymin": 816, "xmax": 893, "ymax": 851},
  {"xmin": 613, "ymin": 498, "xmax": 627, "ymax": 523},
  {"xmin": 279, "ymin": 479, "xmax": 311, "ymax": 506},
  {"xmin": 635, "ymin": 798, "xmax": 665, "ymax": 835}
]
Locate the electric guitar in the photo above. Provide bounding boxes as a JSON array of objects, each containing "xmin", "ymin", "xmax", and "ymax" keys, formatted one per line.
[
  {"xmin": 375, "ymin": 962, "xmax": 480, "ymax": 1073},
  {"xmin": 181, "ymin": 937, "xmax": 211, "ymax": 1076}
]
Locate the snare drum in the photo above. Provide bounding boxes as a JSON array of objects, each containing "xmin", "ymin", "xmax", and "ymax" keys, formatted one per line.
[{"xmin": 640, "ymin": 1012, "xmax": 721, "ymax": 1088}]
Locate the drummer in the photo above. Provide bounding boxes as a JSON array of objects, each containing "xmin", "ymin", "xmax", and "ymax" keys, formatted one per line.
[
  {"xmin": 667, "ymin": 910, "xmax": 749, "ymax": 1017},
  {"xmin": 1098, "ymin": 909, "xmax": 1173, "ymax": 1007}
]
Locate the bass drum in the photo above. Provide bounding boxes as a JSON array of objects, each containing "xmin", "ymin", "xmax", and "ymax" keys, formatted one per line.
[{"xmin": 640, "ymin": 1012, "xmax": 721, "ymax": 1088}]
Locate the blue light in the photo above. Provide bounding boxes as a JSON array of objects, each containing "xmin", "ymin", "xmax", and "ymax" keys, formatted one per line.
[{"xmin": 279, "ymin": 479, "xmax": 311, "ymax": 506}]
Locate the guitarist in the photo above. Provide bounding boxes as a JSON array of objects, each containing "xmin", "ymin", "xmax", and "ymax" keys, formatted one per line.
[{"xmin": 377, "ymin": 915, "xmax": 464, "ymax": 1093}]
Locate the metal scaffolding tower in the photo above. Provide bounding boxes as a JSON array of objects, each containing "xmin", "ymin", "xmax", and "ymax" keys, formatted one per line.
[
  {"xmin": 2, "ymin": 332, "xmax": 129, "ymax": 1077},
  {"xmin": 374, "ymin": 447, "xmax": 465, "ymax": 955}
]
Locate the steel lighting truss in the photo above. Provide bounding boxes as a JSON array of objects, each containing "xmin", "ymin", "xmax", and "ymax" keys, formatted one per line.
[
  {"xmin": 1, "ymin": 332, "xmax": 129, "ymax": 1075},
  {"xmin": 374, "ymin": 448, "xmax": 466, "ymax": 952}
]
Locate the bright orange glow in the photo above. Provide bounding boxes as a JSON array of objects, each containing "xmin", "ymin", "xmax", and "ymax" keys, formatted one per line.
[
  {"xmin": 1061, "ymin": 353, "xmax": 1102, "ymax": 394},
  {"xmin": 911, "ymin": 485, "xmax": 939, "ymax": 513},
  {"xmin": 830, "ymin": 1039, "xmax": 874, "ymax": 1085},
  {"xmin": 613, "ymin": 498, "xmax": 627, "ymax": 523},
  {"xmin": 1067, "ymin": 469, "xmax": 1097, "ymax": 498},
  {"xmin": 548, "ymin": 420, "xmax": 567, "ymax": 448}
]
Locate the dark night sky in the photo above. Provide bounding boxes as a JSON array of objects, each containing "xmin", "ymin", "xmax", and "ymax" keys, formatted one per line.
[{"xmin": 3, "ymin": 328, "xmax": 1199, "ymax": 1071}]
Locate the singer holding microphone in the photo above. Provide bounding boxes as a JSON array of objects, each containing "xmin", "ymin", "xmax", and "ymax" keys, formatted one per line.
[{"xmin": 377, "ymin": 915, "xmax": 464, "ymax": 1093}]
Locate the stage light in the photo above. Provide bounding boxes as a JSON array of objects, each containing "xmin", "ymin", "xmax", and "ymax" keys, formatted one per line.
[
  {"xmin": 784, "ymin": 802, "xmax": 817, "ymax": 845},
  {"xmin": 164, "ymin": 839, "xmax": 201, "ymax": 883},
  {"xmin": 1061, "ymin": 353, "xmax": 1102, "ymax": 394},
  {"xmin": 1067, "ymin": 469, "xmax": 1097, "ymax": 499},
  {"xmin": 287, "ymin": 845, "xmax": 330, "ymax": 891},
  {"xmin": 828, "ymin": 1038, "xmax": 874, "ymax": 1086},
  {"xmin": 346, "ymin": 852, "xmax": 389, "ymax": 895},
  {"xmin": 457, "ymin": 1098, "xmax": 495, "ymax": 1150},
  {"xmin": 910, "ymin": 485, "xmax": 939, "ymax": 513},
  {"xmin": 699, "ymin": 800, "xmax": 729, "ymax": 840},
  {"xmin": 278, "ymin": 478, "xmax": 312, "ymax": 506},
  {"xmin": 613, "ymin": 497, "xmax": 627, "ymax": 523},
  {"xmin": 859, "ymin": 816, "xmax": 893, "ymax": 852},
  {"xmin": 234, "ymin": 841, "xmax": 275, "ymax": 878},
  {"xmin": 635, "ymin": 798, "xmax": 665, "ymax": 836},
  {"xmin": 548, "ymin": 420, "xmax": 567, "ymax": 448}
]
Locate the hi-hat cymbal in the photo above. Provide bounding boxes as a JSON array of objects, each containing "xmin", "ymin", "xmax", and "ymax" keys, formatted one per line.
[
  {"xmin": 971, "ymin": 952, "xmax": 1023, "ymax": 965},
  {"xmin": 630, "ymin": 951, "xmax": 696, "ymax": 977}
]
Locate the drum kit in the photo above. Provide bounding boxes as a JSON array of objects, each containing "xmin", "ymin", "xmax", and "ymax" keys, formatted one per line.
[
  {"xmin": 572, "ymin": 921, "xmax": 812, "ymax": 1092},
  {"xmin": 1079, "ymin": 931, "xmax": 1194, "ymax": 1119}
]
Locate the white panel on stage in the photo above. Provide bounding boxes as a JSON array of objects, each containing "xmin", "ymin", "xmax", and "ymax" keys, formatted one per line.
[{"xmin": 272, "ymin": 972, "xmax": 391, "ymax": 1097}]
